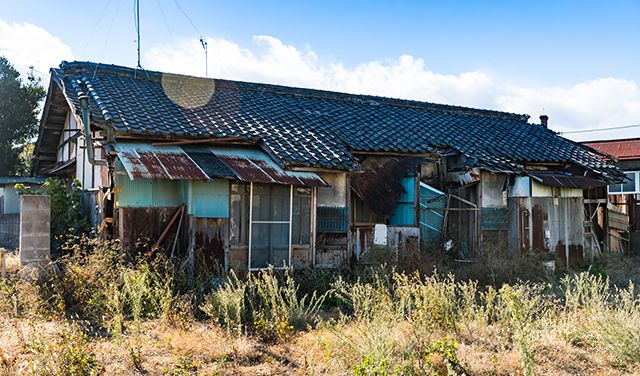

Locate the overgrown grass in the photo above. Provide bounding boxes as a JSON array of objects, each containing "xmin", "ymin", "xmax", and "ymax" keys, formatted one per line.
[{"xmin": 1, "ymin": 238, "xmax": 640, "ymax": 374}]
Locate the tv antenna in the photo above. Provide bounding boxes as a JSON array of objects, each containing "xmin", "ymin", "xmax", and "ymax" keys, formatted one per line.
[
  {"xmin": 200, "ymin": 37, "xmax": 208, "ymax": 77},
  {"xmin": 135, "ymin": 0, "xmax": 142, "ymax": 69}
]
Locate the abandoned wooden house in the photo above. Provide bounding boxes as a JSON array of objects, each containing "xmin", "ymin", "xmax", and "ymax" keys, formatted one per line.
[
  {"xmin": 583, "ymin": 138, "xmax": 640, "ymax": 253},
  {"xmin": 34, "ymin": 61, "xmax": 624, "ymax": 270}
]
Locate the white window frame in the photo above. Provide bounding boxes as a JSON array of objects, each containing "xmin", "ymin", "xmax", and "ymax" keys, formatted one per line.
[
  {"xmin": 608, "ymin": 171, "xmax": 640, "ymax": 195},
  {"xmin": 247, "ymin": 182, "xmax": 294, "ymax": 271}
]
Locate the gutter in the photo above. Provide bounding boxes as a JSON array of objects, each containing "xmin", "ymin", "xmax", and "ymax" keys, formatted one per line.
[{"xmin": 78, "ymin": 94, "xmax": 107, "ymax": 166}]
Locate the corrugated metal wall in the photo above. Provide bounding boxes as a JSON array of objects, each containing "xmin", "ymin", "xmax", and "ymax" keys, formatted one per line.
[
  {"xmin": 390, "ymin": 176, "xmax": 416, "ymax": 225},
  {"xmin": 115, "ymin": 175, "xmax": 180, "ymax": 207},
  {"xmin": 3, "ymin": 186, "xmax": 20, "ymax": 214},
  {"xmin": 189, "ymin": 180, "xmax": 229, "ymax": 218},
  {"xmin": 116, "ymin": 170, "xmax": 230, "ymax": 218}
]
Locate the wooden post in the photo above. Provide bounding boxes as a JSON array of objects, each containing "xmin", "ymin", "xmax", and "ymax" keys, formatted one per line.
[{"xmin": 1, "ymin": 250, "xmax": 6, "ymax": 279}]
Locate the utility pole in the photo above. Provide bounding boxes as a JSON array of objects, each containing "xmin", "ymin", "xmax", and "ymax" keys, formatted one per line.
[{"xmin": 200, "ymin": 37, "xmax": 208, "ymax": 77}]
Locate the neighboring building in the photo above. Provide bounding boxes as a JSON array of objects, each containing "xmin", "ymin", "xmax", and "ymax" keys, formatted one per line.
[
  {"xmin": 583, "ymin": 138, "xmax": 640, "ymax": 252},
  {"xmin": 0, "ymin": 176, "xmax": 46, "ymax": 249},
  {"xmin": 34, "ymin": 61, "xmax": 623, "ymax": 270}
]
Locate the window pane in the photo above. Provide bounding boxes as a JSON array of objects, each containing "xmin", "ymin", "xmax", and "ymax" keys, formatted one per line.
[
  {"xmin": 622, "ymin": 173, "xmax": 636, "ymax": 193},
  {"xmin": 609, "ymin": 184, "xmax": 622, "ymax": 193},
  {"xmin": 292, "ymin": 193, "xmax": 311, "ymax": 244},
  {"xmin": 230, "ymin": 193, "xmax": 249, "ymax": 246},
  {"xmin": 250, "ymin": 223, "xmax": 290, "ymax": 268},
  {"xmin": 252, "ymin": 184, "xmax": 290, "ymax": 221}
]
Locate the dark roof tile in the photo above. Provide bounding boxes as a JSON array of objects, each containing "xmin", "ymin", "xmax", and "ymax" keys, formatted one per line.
[{"xmin": 50, "ymin": 61, "xmax": 622, "ymax": 180}]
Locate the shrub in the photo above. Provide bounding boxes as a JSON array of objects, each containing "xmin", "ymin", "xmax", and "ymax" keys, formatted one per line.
[
  {"xmin": 201, "ymin": 267, "xmax": 330, "ymax": 341},
  {"xmin": 25, "ymin": 321, "xmax": 104, "ymax": 375},
  {"xmin": 498, "ymin": 284, "xmax": 545, "ymax": 376}
]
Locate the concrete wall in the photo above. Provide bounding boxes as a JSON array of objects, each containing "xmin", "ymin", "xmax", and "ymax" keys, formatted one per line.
[
  {"xmin": 19, "ymin": 195, "xmax": 50, "ymax": 267},
  {"xmin": 0, "ymin": 213, "xmax": 19, "ymax": 250}
]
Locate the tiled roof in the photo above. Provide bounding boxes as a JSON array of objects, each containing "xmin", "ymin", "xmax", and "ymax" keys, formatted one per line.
[
  {"xmin": 583, "ymin": 138, "xmax": 640, "ymax": 161},
  {"xmin": 48, "ymin": 61, "xmax": 622, "ymax": 181}
]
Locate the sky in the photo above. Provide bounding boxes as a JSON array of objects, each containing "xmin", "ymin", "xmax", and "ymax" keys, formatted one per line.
[{"xmin": 1, "ymin": 0, "xmax": 639, "ymax": 141}]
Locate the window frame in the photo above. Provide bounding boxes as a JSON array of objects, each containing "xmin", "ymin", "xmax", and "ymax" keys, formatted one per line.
[
  {"xmin": 291, "ymin": 187, "xmax": 312, "ymax": 245},
  {"xmin": 608, "ymin": 171, "xmax": 640, "ymax": 195},
  {"xmin": 248, "ymin": 183, "xmax": 292, "ymax": 270}
]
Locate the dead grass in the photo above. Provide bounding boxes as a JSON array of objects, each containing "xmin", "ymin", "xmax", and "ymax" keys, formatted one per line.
[{"xmin": 2, "ymin": 241, "xmax": 640, "ymax": 375}]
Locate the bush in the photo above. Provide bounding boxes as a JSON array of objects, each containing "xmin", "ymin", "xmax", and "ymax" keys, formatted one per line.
[
  {"xmin": 25, "ymin": 321, "xmax": 104, "ymax": 375},
  {"xmin": 201, "ymin": 267, "xmax": 330, "ymax": 341}
]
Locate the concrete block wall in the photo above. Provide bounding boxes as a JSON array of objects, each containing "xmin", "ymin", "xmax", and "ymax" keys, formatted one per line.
[{"xmin": 19, "ymin": 195, "xmax": 50, "ymax": 267}]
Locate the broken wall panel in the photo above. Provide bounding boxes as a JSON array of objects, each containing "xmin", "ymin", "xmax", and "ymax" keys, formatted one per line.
[
  {"xmin": 115, "ymin": 207, "xmax": 180, "ymax": 252},
  {"xmin": 193, "ymin": 217, "xmax": 228, "ymax": 272}
]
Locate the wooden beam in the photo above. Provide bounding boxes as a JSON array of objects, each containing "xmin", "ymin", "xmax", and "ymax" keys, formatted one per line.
[{"xmin": 151, "ymin": 137, "xmax": 247, "ymax": 147}]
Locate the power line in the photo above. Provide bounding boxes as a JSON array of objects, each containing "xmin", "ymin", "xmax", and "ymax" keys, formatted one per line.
[
  {"xmin": 173, "ymin": 0, "xmax": 208, "ymax": 77},
  {"xmin": 173, "ymin": 0, "xmax": 202, "ymax": 35},
  {"xmin": 559, "ymin": 124, "xmax": 640, "ymax": 135},
  {"xmin": 81, "ymin": 0, "xmax": 112, "ymax": 56},
  {"xmin": 156, "ymin": 0, "xmax": 175, "ymax": 44}
]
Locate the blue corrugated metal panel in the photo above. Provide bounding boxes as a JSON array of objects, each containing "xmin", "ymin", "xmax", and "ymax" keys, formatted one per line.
[
  {"xmin": 115, "ymin": 173, "xmax": 181, "ymax": 208},
  {"xmin": 3, "ymin": 186, "xmax": 20, "ymax": 214},
  {"xmin": 317, "ymin": 206, "xmax": 348, "ymax": 232},
  {"xmin": 390, "ymin": 176, "xmax": 416, "ymax": 225},
  {"xmin": 419, "ymin": 183, "xmax": 446, "ymax": 245},
  {"xmin": 188, "ymin": 180, "xmax": 229, "ymax": 218}
]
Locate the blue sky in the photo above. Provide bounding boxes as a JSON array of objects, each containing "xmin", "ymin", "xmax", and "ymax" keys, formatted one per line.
[{"xmin": 1, "ymin": 1, "xmax": 639, "ymax": 140}]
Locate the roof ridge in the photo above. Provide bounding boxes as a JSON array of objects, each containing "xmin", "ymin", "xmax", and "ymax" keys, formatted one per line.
[{"xmin": 58, "ymin": 60, "xmax": 530, "ymax": 121}]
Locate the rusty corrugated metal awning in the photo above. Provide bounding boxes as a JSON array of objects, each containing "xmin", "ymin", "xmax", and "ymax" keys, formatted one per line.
[
  {"xmin": 114, "ymin": 143, "xmax": 326, "ymax": 186},
  {"xmin": 114, "ymin": 143, "xmax": 208, "ymax": 180},
  {"xmin": 212, "ymin": 147, "xmax": 327, "ymax": 187},
  {"xmin": 528, "ymin": 171, "xmax": 607, "ymax": 189}
]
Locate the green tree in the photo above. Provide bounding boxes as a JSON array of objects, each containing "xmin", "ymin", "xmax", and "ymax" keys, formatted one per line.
[{"xmin": 0, "ymin": 56, "xmax": 46, "ymax": 176}]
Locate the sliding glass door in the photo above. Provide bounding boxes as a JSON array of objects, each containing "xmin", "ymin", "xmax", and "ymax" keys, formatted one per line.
[{"xmin": 249, "ymin": 183, "xmax": 292, "ymax": 269}]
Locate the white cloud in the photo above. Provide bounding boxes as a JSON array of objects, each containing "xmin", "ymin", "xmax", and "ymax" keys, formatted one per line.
[
  {"xmin": 0, "ymin": 19, "xmax": 74, "ymax": 83},
  {"xmin": 147, "ymin": 35, "xmax": 639, "ymax": 141}
]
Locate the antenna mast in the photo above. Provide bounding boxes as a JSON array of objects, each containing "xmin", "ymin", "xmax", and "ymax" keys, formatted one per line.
[
  {"xmin": 200, "ymin": 37, "xmax": 208, "ymax": 78},
  {"xmin": 136, "ymin": 0, "xmax": 141, "ymax": 68}
]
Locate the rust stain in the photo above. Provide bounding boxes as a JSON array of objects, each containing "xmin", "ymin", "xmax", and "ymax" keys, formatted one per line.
[
  {"xmin": 194, "ymin": 218, "xmax": 226, "ymax": 272},
  {"xmin": 531, "ymin": 204, "xmax": 548, "ymax": 251},
  {"xmin": 253, "ymin": 159, "xmax": 299, "ymax": 185},
  {"xmin": 218, "ymin": 155, "xmax": 274, "ymax": 183},
  {"xmin": 137, "ymin": 151, "xmax": 170, "ymax": 179},
  {"xmin": 155, "ymin": 152, "xmax": 207, "ymax": 180},
  {"xmin": 555, "ymin": 240, "xmax": 585, "ymax": 267}
]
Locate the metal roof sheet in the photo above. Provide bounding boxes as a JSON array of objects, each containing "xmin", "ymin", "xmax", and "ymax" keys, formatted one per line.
[
  {"xmin": 528, "ymin": 171, "xmax": 607, "ymax": 189},
  {"xmin": 211, "ymin": 147, "xmax": 327, "ymax": 187},
  {"xmin": 114, "ymin": 143, "xmax": 326, "ymax": 187},
  {"xmin": 114, "ymin": 143, "xmax": 208, "ymax": 180},
  {"xmin": 583, "ymin": 139, "xmax": 640, "ymax": 161},
  {"xmin": 0, "ymin": 176, "xmax": 46, "ymax": 185}
]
